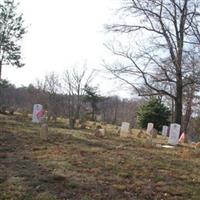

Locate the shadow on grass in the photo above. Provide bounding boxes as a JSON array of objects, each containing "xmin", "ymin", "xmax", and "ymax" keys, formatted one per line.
[
  {"xmin": 0, "ymin": 130, "xmax": 131, "ymax": 200},
  {"xmin": 1, "ymin": 115, "xmax": 200, "ymax": 200}
]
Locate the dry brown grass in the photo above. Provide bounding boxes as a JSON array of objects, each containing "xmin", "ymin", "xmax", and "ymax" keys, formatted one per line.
[{"xmin": 0, "ymin": 114, "xmax": 200, "ymax": 200}]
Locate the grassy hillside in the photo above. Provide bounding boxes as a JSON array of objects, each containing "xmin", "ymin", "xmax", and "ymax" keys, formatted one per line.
[{"xmin": 0, "ymin": 114, "xmax": 200, "ymax": 200}]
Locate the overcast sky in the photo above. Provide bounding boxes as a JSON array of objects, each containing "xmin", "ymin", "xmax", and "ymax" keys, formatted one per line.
[{"xmin": 3, "ymin": 0, "xmax": 133, "ymax": 97}]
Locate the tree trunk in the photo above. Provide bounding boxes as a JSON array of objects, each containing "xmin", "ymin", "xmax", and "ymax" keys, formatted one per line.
[
  {"xmin": 175, "ymin": 74, "xmax": 183, "ymax": 126},
  {"xmin": 171, "ymin": 98, "xmax": 175, "ymax": 122},
  {"xmin": 112, "ymin": 105, "xmax": 118, "ymax": 125},
  {"xmin": 183, "ymin": 98, "xmax": 192, "ymax": 133},
  {"xmin": 75, "ymin": 104, "xmax": 80, "ymax": 119},
  {"xmin": 0, "ymin": 61, "xmax": 2, "ymax": 80},
  {"xmin": 175, "ymin": 97, "xmax": 182, "ymax": 125},
  {"xmin": 92, "ymin": 108, "xmax": 95, "ymax": 121},
  {"xmin": 183, "ymin": 86, "xmax": 195, "ymax": 133}
]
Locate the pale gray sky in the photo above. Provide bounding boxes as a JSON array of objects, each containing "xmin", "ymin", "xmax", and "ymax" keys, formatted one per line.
[{"xmin": 3, "ymin": 0, "xmax": 133, "ymax": 97}]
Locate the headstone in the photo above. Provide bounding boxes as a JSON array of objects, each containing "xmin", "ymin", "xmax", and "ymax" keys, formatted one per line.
[
  {"xmin": 162, "ymin": 126, "xmax": 168, "ymax": 137},
  {"xmin": 40, "ymin": 123, "xmax": 48, "ymax": 140},
  {"xmin": 32, "ymin": 104, "xmax": 44, "ymax": 123},
  {"xmin": 94, "ymin": 128, "xmax": 105, "ymax": 137},
  {"xmin": 150, "ymin": 128, "xmax": 158, "ymax": 138},
  {"xmin": 147, "ymin": 123, "xmax": 154, "ymax": 134},
  {"xmin": 120, "ymin": 122, "xmax": 131, "ymax": 138},
  {"xmin": 168, "ymin": 123, "xmax": 181, "ymax": 145}
]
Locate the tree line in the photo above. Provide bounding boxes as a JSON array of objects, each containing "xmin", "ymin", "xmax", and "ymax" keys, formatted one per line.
[
  {"xmin": 1, "ymin": 0, "xmax": 200, "ymax": 136},
  {"xmin": 0, "ymin": 70, "xmax": 142, "ymax": 128}
]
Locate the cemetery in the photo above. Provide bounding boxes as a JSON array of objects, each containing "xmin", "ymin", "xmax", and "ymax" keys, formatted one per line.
[
  {"xmin": 0, "ymin": 108, "xmax": 200, "ymax": 200},
  {"xmin": 1, "ymin": 0, "xmax": 200, "ymax": 199}
]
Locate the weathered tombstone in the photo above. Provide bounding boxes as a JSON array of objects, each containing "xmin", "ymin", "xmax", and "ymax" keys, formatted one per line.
[
  {"xmin": 95, "ymin": 128, "xmax": 105, "ymax": 137},
  {"xmin": 168, "ymin": 123, "xmax": 181, "ymax": 145},
  {"xmin": 147, "ymin": 123, "xmax": 154, "ymax": 134},
  {"xmin": 32, "ymin": 104, "xmax": 44, "ymax": 123},
  {"xmin": 162, "ymin": 126, "xmax": 168, "ymax": 137},
  {"xmin": 40, "ymin": 123, "xmax": 48, "ymax": 141},
  {"xmin": 94, "ymin": 125, "xmax": 105, "ymax": 137},
  {"xmin": 150, "ymin": 128, "xmax": 158, "ymax": 138},
  {"xmin": 120, "ymin": 122, "xmax": 131, "ymax": 138}
]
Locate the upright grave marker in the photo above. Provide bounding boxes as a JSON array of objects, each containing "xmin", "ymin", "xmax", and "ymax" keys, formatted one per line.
[
  {"xmin": 162, "ymin": 126, "xmax": 168, "ymax": 137},
  {"xmin": 32, "ymin": 104, "xmax": 44, "ymax": 123},
  {"xmin": 120, "ymin": 122, "xmax": 131, "ymax": 138},
  {"xmin": 168, "ymin": 123, "xmax": 181, "ymax": 145},
  {"xmin": 40, "ymin": 123, "xmax": 48, "ymax": 141},
  {"xmin": 147, "ymin": 123, "xmax": 154, "ymax": 134}
]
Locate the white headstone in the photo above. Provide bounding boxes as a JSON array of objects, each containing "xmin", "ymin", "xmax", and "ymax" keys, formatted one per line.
[
  {"xmin": 162, "ymin": 126, "xmax": 168, "ymax": 137},
  {"xmin": 32, "ymin": 104, "xmax": 44, "ymax": 123},
  {"xmin": 120, "ymin": 122, "xmax": 131, "ymax": 138},
  {"xmin": 168, "ymin": 123, "xmax": 181, "ymax": 145},
  {"xmin": 147, "ymin": 123, "xmax": 154, "ymax": 134}
]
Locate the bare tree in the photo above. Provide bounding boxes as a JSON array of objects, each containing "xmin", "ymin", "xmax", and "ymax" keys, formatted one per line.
[
  {"xmin": 105, "ymin": 0, "xmax": 199, "ymax": 126},
  {"xmin": 44, "ymin": 72, "xmax": 61, "ymax": 120},
  {"xmin": 63, "ymin": 66, "xmax": 94, "ymax": 128},
  {"xmin": 182, "ymin": 52, "xmax": 200, "ymax": 132}
]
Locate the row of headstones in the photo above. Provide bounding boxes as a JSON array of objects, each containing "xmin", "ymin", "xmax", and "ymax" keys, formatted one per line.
[
  {"xmin": 32, "ymin": 104, "xmax": 182, "ymax": 146},
  {"xmin": 147, "ymin": 122, "xmax": 181, "ymax": 145},
  {"xmin": 120, "ymin": 122, "xmax": 181, "ymax": 146}
]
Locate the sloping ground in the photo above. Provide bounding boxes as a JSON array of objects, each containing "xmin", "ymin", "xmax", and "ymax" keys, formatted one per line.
[{"xmin": 0, "ymin": 114, "xmax": 200, "ymax": 200}]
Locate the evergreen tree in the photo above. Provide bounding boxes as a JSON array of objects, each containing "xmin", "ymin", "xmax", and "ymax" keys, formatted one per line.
[
  {"xmin": 137, "ymin": 98, "xmax": 170, "ymax": 131},
  {"xmin": 0, "ymin": 0, "xmax": 26, "ymax": 79},
  {"xmin": 84, "ymin": 85, "xmax": 102, "ymax": 121}
]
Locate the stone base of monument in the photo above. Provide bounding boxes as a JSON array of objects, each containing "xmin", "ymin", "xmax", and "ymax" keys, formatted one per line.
[
  {"xmin": 40, "ymin": 123, "xmax": 48, "ymax": 141},
  {"xmin": 94, "ymin": 128, "xmax": 105, "ymax": 138}
]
